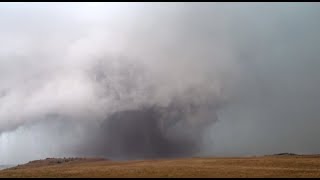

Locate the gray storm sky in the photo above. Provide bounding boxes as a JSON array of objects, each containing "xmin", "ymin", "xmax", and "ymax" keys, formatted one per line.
[{"xmin": 1, "ymin": 2, "xmax": 320, "ymax": 164}]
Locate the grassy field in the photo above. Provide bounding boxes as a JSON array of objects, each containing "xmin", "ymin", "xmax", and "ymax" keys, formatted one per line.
[{"xmin": 1, "ymin": 155, "xmax": 320, "ymax": 178}]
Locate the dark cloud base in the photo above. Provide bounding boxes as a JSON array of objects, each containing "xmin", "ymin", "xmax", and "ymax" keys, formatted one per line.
[{"xmin": 72, "ymin": 103, "xmax": 218, "ymax": 160}]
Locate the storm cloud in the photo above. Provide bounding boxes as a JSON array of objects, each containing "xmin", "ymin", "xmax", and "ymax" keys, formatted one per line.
[{"xmin": 1, "ymin": 3, "xmax": 320, "ymax": 164}]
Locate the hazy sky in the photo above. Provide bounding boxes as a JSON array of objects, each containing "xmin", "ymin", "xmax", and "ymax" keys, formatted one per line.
[{"xmin": 1, "ymin": 2, "xmax": 320, "ymax": 164}]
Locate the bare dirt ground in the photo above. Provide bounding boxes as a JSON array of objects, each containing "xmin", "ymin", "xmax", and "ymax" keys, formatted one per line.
[{"xmin": 1, "ymin": 155, "xmax": 320, "ymax": 178}]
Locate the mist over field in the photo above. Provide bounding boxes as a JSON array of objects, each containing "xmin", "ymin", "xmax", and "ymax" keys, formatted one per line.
[{"xmin": 1, "ymin": 2, "xmax": 320, "ymax": 164}]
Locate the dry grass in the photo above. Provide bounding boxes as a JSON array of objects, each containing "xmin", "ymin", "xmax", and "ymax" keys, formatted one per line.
[{"xmin": 1, "ymin": 155, "xmax": 320, "ymax": 178}]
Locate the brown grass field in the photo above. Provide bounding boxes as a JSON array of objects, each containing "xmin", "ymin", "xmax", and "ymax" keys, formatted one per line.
[{"xmin": 1, "ymin": 155, "xmax": 320, "ymax": 178}]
